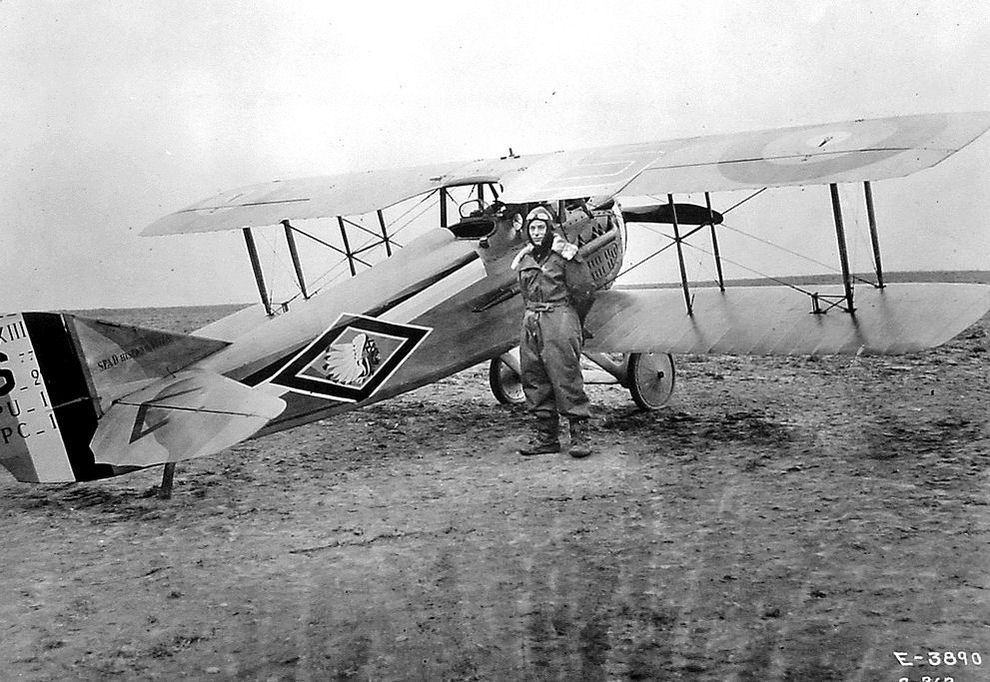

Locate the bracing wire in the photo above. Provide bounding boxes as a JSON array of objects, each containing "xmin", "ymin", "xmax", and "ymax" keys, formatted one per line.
[
  {"xmin": 256, "ymin": 228, "xmax": 295, "ymax": 304},
  {"xmin": 717, "ymin": 220, "xmax": 876, "ymax": 287},
  {"xmin": 294, "ymin": 199, "xmax": 430, "ymax": 297},
  {"xmin": 388, "ymin": 191, "xmax": 440, "ymax": 238},
  {"xmin": 721, "ymin": 187, "xmax": 769, "ymax": 214},
  {"xmin": 674, "ymin": 233, "xmax": 820, "ymax": 298},
  {"xmin": 617, "ymin": 240, "xmax": 679, "ymax": 278},
  {"xmin": 391, "ymin": 193, "xmax": 442, "ymax": 238},
  {"xmin": 340, "ymin": 215, "xmax": 404, "ymax": 248},
  {"xmin": 623, "ymin": 185, "xmax": 877, "ymax": 288},
  {"xmin": 307, "ymin": 256, "xmax": 353, "ymax": 294}
]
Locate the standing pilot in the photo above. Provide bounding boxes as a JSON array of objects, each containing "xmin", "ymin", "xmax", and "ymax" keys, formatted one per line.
[{"xmin": 512, "ymin": 204, "xmax": 597, "ymax": 458}]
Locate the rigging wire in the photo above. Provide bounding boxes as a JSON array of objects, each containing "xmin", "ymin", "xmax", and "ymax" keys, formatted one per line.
[
  {"xmin": 307, "ymin": 256, "xmax": 353, "ymax": 294},
  {"xmin": 617, "ymin": 240, "xmax": 679, "ymax": 278},
  {"xmin": 622, "ymin": 186, "xmax": 771, "ymax": 277},
  {"xmin": 643, "ymin": 187, "xmax": 769, "ymax": 217},
  {"xmin": 388, "ymin": 190, "xmax": 440, "ymax": 238},
  {"xmin": 301, "ymin": 185, "xmax": 495, "ymax": 295},
  {"xmin": 340, "ymin": 215, "xmax": 404, "ymax": 247},
  {"xmin": 256, "ymin": 228, "xmax": 295, "ymax": 305},
  {"xmin": 288, "ymin": 223, "xmax": 372, "ymax": 268},
  {"xmin": 674, "ymin": 235, "xmax": 821, "ymax": 298},
  {"xmin": 844, "ymin": 189, "xmax": 879, "ymax": 284},
  {"xmin": 717, "ymin": 220, "xmax": 876, "ymax": 287},
  {"xmin": 391, "ymin": 193, "xmax": 442, "ymax": 238},
  {"xmin": 288, "ymin": 201, "xmax": 422, "ymax": 298},
  {"xmin": 619, "ymin": 184, "xmax": 877, "ymax": 294},
  {"xmin": 721, "ymin": 187, "xmax": 769, "ymax": 214}
]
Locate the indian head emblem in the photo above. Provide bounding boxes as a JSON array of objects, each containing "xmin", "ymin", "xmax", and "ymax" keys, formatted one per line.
[
  {"xmin": 268, "ymin": 315, "xmax": 431, "ymax": 402},
  {"xmin": 322, "ymin": 333, "xmax": 381, "ymax": 386}
]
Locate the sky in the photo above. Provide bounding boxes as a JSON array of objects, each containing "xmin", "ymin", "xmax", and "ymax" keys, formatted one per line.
[{"xmin": 1, "ymin": 0, "xmax": 988, "ymax": 310}]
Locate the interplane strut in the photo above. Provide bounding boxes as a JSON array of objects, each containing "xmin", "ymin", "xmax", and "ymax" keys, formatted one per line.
[{"xmin": 629, "ymin": 180, "xmax": 892, "ymax": 318}]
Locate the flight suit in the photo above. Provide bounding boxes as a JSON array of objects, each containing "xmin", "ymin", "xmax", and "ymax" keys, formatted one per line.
[{"xmin": 513, "ymin": 239, "xmax": 597, "ymax": 454}]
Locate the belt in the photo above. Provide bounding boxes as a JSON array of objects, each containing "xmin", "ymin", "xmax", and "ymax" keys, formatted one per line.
[{"xmin": 525, "ymin": 302, "xmax": 566, "ymax": 312}]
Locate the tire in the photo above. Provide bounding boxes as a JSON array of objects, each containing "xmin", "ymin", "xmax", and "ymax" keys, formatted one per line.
[
  {"xmin": 627, "ymin": 352, "xmax": 675, "ymax": 411},
  {"xmin": 489, "ymin": 351, "xmax": 525, "ymax": 405}
]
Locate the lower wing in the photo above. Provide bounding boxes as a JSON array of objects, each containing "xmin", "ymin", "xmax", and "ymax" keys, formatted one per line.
[{"xmin": 585, "ymin": 282, "xmax": 990, "ymax": 355}]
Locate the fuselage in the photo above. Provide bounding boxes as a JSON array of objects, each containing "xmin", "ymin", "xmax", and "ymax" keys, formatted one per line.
[
  {"xmin": 197, "ymin": 219, "xmax": 524, "ymax": 437},
  {"xmin": 190, "ymin": 203, "xmax": 623, "ymax": 438},
  {"xmin": 0, "ymin": 202, "xmax": 623, "ymax": 482}
]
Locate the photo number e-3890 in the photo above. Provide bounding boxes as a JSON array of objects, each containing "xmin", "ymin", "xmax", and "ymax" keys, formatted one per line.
[{"xmin": 894, "ymin": 650, "xmax": 983, "ymax": 682}]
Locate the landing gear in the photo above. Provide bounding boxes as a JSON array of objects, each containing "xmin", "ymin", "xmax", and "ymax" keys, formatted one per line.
[
  {"xmin": 488, "ymin": 350, "xmax": 525, "ymax": 405},
  {"xmin": 626, "ymin": 352, "xmax": 676, "ymax": 411},
  {"xmin": 488, "ymin": 350, "xmax": 676, "ymax": 411}
]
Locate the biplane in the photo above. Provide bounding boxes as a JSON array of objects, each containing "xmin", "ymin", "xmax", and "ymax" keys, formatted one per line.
[{"xmin": 2, "ymin": 112, "xmax": 989, "ymax": 484}]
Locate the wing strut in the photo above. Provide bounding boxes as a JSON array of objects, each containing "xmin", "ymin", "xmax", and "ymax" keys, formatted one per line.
[
  {"xmin": 336, "ymin": 217, "xmax": 357, "ymax": 276},
  {"xmin": 281, "ymin": 220, "xmax": 310, "ymax": 300},
  {"xmin": 828, "ymin": 183, "xmax": 855, "ymax": 314},
  {"xmin": 864, "ymin": 181, "xmax": 885, "ymax": 288},
  {"xmin": 242, "ymin": 228, "xmax": 274, "ymax": 317},
  {"xmin": 285, "ymin": 222, "xmax": 373, "ymax": 268},
  {"xmin": 668, "ymin": 194, "xmax": 694, "ymax": 315},
  {"xmin": 705, "ymin": 191, "xmax": 725, "ymax": 292},
  {"xmin": 376, "ymin": 210, "xmax": 393, "ymax": 257}
]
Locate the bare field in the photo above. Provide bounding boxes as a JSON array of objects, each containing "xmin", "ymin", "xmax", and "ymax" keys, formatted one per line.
[{"xmin": 1, "ymin": 304, "xmax": 988, "ymax": 680}]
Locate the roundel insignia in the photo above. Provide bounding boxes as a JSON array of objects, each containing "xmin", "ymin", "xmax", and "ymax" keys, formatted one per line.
[
  {"xmin": 268, "ymin": 314, "xmax": 431, "ymax": 402},
  {"xmin": 717, "ymin": 113, "xmax": 949, "ymax": 185}
]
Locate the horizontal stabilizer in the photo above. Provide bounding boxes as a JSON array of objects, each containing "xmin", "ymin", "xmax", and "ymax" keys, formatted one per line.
[
  {"xmin": 91, "ymin": 371, "xmax": 285, "ymax": 468},
  {"xmin": 69, "ymin": 315, "xmax": 230, "ymax": 406},
  {"xmin": 586, "ymin": 283, "xmax": 990, "ymax": 355}
]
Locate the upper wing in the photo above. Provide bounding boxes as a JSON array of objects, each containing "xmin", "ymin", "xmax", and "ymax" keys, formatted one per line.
[
  {"xmin": 143, "ymin": 112, "xmax": 990, "ymax": 236},
  {"xmin": 142, "ymin": 156, "xmax": 537, "ymax": 236},
  {"xmin": 500, "ymin": 111, "xmax": 990, "ymax": 202},
  {"xmin": 585, "ymin": 283, "xmax": 990, "ymax": 355}
]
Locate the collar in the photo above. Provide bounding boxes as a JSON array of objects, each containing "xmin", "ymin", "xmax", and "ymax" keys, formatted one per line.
[{"xmin": 512, "ymin": 236, "xmax": 578, "ymax": 270}]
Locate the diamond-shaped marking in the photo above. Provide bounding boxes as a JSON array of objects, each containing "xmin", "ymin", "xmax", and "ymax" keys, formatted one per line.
[{"xmin": 268, "ymin": 315, "xmax": 431, "ymax": 403}]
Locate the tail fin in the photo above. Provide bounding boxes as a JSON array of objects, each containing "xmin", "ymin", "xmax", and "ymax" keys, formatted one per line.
[{"xmin": 0, "ymin": 312, "xmax": 229, "ymax": 483}]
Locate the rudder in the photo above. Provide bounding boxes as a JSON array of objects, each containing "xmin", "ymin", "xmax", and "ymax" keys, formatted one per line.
[{"xmin": 0, "ymin": 312, "xmax": 229, "ymax": 483}]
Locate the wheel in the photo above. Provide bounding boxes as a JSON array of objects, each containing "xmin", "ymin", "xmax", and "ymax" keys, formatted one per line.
[
  {"xmin": 627, "ymin": 352, "xmax": 675, "ymax": 411},
  {"xmin": 489, "ymin": 351, "xmax": 525, "ymax": 405}
]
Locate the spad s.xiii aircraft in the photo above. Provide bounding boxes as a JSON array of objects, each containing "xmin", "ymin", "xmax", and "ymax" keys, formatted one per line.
[{"xmin": 2, "ymin": 112, "xmax": 990, "ymax": 484}]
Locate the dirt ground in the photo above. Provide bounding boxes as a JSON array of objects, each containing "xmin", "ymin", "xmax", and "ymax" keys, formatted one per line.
[{"xmin": 1, "ymin": 304, "xmax": 987, "ymax": 681}]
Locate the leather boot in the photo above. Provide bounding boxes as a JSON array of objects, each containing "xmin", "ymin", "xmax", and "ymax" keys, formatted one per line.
[
  {"xmin": 568, "ymin": 418, "xmax": 593, "ymax": 458},
  {"xmin": 519, "ymin": 415, "xmax": 560, "ymax": 456}
]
